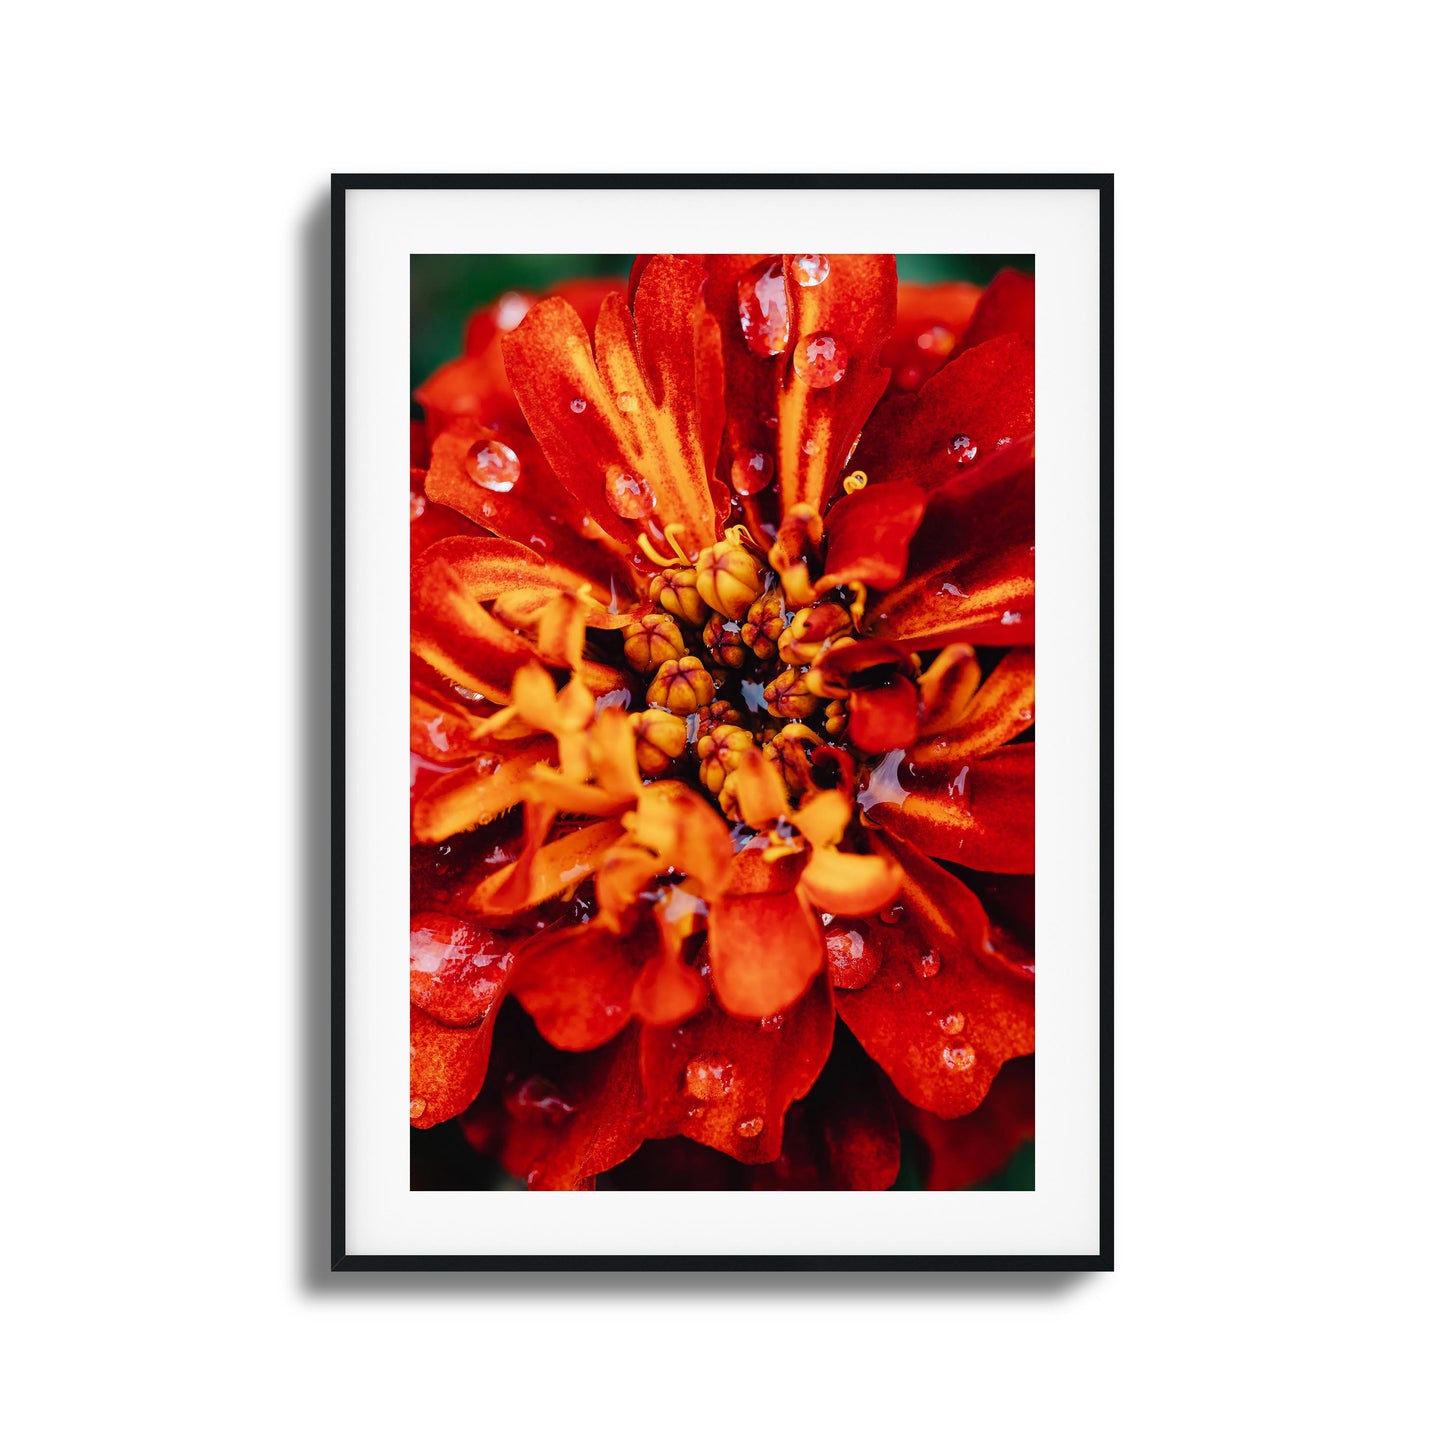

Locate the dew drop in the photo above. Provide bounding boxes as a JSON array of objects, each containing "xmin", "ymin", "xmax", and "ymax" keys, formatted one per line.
[
  {"xmin": 730, "ymin": 450, "xmax": 775, "ymax": 497},
  {"xmin": 1019, "ymin": 707, "xmax": 1033, "ymax": 722},
  {"xmin": 570, "ymin": 397, "xmax": 587, "ymax": 414},
  {"xmin": 793, "ymin": 331, "xmax": 847, "ymax": 389},
  {"xmin": 791, "ymin": 253, "xmax": 830, "ymax": 287},
  {"xmin": 826, "ymin": 924, "xmax": 883, "ymax": 989},
  {"xmin": 736, "ymin": 1115, "xmax": 765, "ymax": 1139},
  {"xmin": 879, "ymin": 902, "xmax": 905, "ymax": 925},
  {"xmin": 942, "ymin": 1043, "xmax": 977, "ymax": 1072},
  {"xmin": 617, "ymin": 392, "xmax": 639, "ymax": 414},
  {"xmin": 948, "ymin": 433, "xmax": 978, "ymax": 464},
  {"xmin": 737, "ymin": 256, "xmax": 792, "ymax": 357},
  {"xmin": 604, "ymin": 464, "xmax": 657, "ymax": 520},
  {"xmin": 452, "ymin": 683, "xmax": 485, "ymax": 702},
  {"xmin": 409, "ymin": 1098, "xmax": 425, "ymax": 1119},
  {"xmin": 940, "ymin": 1011, "xmax": 966, "ymax": 1036},
  {"xmin": 409, "ymin": 490, "xmax": 427, "ymax": 521},
  {"xmin": 1001, "ymin": 611, "xmax": 1023, "ymax": 626},
  {"xmin": 758, "ymin": 1011, "xmax": 786, "ymax": 1032},
  {"xmin": 913, "ymin": 948, "xmax": 942, "ymax": 980},
  {"xmin": 465, "ymin": 439, "xmax": 521, "ymax": 493},
  {"xmin": 802, "ymin": 438, "xmax": 818, "ymax": 456},
  {"xmin": 683, "ymin": 1053, "xmax": 735, "ymax": 1101}
]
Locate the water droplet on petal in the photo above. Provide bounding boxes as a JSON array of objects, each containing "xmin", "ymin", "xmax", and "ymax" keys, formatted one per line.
[
  {"xmin": 758, "ymin": 1011, "xmax": 786, "ymax": 1032},
  {"xmin": 494, "ymin": 291, "xmax": 531, "ymax": 330},
  {"xmin": 409, "ymin": 490, "xmax": 427, "ymax": 521},
  {"xmin": 617, "ymin": 392, "xmax": 639, "ymax": 414},
  {"xmin": 409, "ymin": 1098, "xmax": 425, "ymax": 1119},
  {"xmin": 802, "ymin": 438, "xmax": 818, "ymax": 456},
  {"xmin": 791, "ymin": 253, "xmax": 830, "ymax": 287},
  {"xmin": 1019, "ymin": 707, "xmax": 1033, "ymax": 722},
  {"xmin": 736, "ymin": 1115, "xmax": 765, "ymax": 1139},
  {"xmin": 879, "ymin": 902, "xmax": 905, "ymax": 925},
  {"xmin": 738, "ymin": 256, "xmax": 792, "ymax": 356},
  {"xmin": 452, "ymin": 683, "xmax": 485, "ymax": 702},
  {"xmin": 570, "ymin": 397, "xmax": 587, "ymax": 414},
  {"xmin": 683, "ymin": 1053, "xmax": 735, "ymax": 1101},
  {"xmin": 730, "ymin": 450, "xmax": 775, "ymax": 497},
  {"xmin": 948, "ymin": 433, "xmax": 978, "ymax": 464},
  {"xmin": 465, "ymin": 439, "xmax": 521, "ymax": 493},
  {"xmin": 793, "ymin": 331, "xmax": 847, "ymax": 388},
  {"xmin": 912, "ymin": 949, "xmax": 942, "ymax": 980},
  {"xmin": 940, "ymin": 1011, "xmax": 966, "ymax": 1036},
  {"xmin": 1001, "ymin": 610, "xmax": 1023, "ymax": 626},
  {"xmin": 942, "ymin": 1043, "xmax": 977, "ymax": 1072},
  {"xmin": 604, "ymin": 464, "xmax": 657, "ymax": 519}
]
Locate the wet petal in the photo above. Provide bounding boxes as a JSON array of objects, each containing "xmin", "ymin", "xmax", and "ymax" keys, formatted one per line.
[
  {"xmin": 410, "ymin": 912, "xmax": 515, "ymax": 1027},
  {"xmin": 800, "ymin": 845, "xmax": 903, "ymax": 916},
  {"xmin": 817, "ymin": 480, "xmax": 926, "ymax": 593},
  {"xmin": 847, "ymin": 674, "xmax": 920, "ymax": 753},
  {"xmin": 832, "ymin": 863, "xmax": 1033, "ymax": 1118},
  {"xmin": 510, "ymin": 922, "xmax": 638, "ymax": 1050},
  {"xmin": 944, "ymin": 648, "xmax": 1035, "ymax": 757},
  {"xmin": 502, "ymin": 257, "xmax": 725, "ymax": 561},
  {"xmin": 412, "ymin": 739, "xmax": 555, "ymax": 844},
  {"xmin": 468, "ymin": 816, "xmax": 627, "ymax": 914},
  {"xmin": 916, "ymin": 645, "xmax": 983, "ymax": 737},
  {"xmin": 895, "ymin": 1055, "xmax": 1035, "ymax": 1189},
  {"xmin": 639, "ymin": 973, "xmax": 834, "ymax": 1163},
  {"xmin": 850, "ymin": 334, "xmax": 1035, "ymax": 496},
  {"xmin": 410, "ymin": 1004, "xmax": 499, "ymax": 1128},
  {"xmin": 864, "ymin": 457, "xmax": 1034, "ymax": 649},
  {"xmin": 709, "ymin": 850, "xmax": 825, "ymax": 1017},
  {"xmin": 625, "ymin": 781, "xmax": 734, "ymax": 897},
  {"xmin": 863, "ymin": 742, "xmax": 1034, "ymax": 874},
  {"xmin": 882, "ymin": 280, "xmax": 984, "ymax": 395},
  {"xmin": 632, "ymin": 887, "xmax": 709, "ymax": 1026},
  {"xmin": 959, "ymin": 268, "xmax": 1035, "ymax": 351}
]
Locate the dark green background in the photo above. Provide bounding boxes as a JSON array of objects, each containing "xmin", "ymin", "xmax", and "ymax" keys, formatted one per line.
[{"xmin": 410, "ymin": 253, "xmax": 1035, "ymax": 1191}]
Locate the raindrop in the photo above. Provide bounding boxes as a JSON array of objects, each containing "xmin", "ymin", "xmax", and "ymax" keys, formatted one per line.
[
  {"xmin": 452, "ymin": 683, "xmax": 485, "ymax": 702},
  {"xmin": 879, "ymin": 902, "xmax": 905, "ymax": 925},
  {"xmin": 730, "ymin": 450, "xmax": 775, "ymax": 497},
  {"xmin": 617, "ymin": 392, "xmax": 640, "ymax": 414},
  {"xmin": 791, "ymin": 253, "xmax": 830, "ymax": 287},
  {"xmin": 948, "ymin": 433, "xmax": 978, "ymax": 464},
  {"xmin": 736, "ymin": 1115, "xmax": 765, "ymax": 1139},
  {"xmin": 942, "ymin": 1044, "xmax": 977, "ymax": 1072},
  {"xmin": 570, "ymin": 397, "xmax": 587, "ymax": 414},
  {"xmin": 465, "ymin": 438, "xmax": 521, "ymax": 493},
  {"xmin": 737, "ymin": 256, "xmax": 792, "ymax": 357},
  {"xmin": 793, "ymin": 331, "xmax": 848, "ymax": 389},
  {"xmin": 409, "ymin": 1098, "xmax": 425, "ymax": 1119},
  {"xmin": 604, "ymin": 464, "xmax": 657, "ymax": 520},
  {"xmin": 802, "ymin": 438, "xmax": 818, "ymax": 456},
  {"xmin": 1019, "ymin": 708, "xmax": 1033, "ymax": 722},
  {"xmin": 1001, "ymin": 611, "xmax": 1023, "ymax": 626},
  {"xmin": 940, "ymin": 1012, "xmax": 966, "ymax": 1036},
  {"xmin": 912, "ymin": 949, "xmax": 942, "ymax": 980},
  {"xmin": 409, "ymin": 490, "xmax": 427, "ymax": 521},
  {"xmin": 683, "ymin": 1053, "xmax": 735, "ymax": 1101}
]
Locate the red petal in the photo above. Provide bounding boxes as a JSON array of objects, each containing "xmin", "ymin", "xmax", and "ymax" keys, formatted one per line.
[
  {"xmin": 846, "ymin": 674, "xmax": 920, "ymax": 753},
  {"xmin": 410, "ymin": 1004, "xmax": 499, "ymax": 1128},
  {"xmin": 510, "ymin": 922, "xmax": 637, "ymax": 1050},
  {"xmin": 503, "ymin": 257, "xmax": 725, "ymax": 562},
  {"xmin": 895, "ymin": 1055, "xmax": 1035, "ymax": 1189},
  {"xmin": 819, "ymin": 481, "xmax": 926, "ymax": 593},
  {"xmin": 851, "ymin": 334, "xmax": 1034, "ymax": 496},
  {"xmin": 882, "ymin": 280, "xmax": 984, "ymax": 396},
  {"xmin": 639, "ymin": 972, "xmax": 834, "ymax": 1164},
  {"xmin": 708, "ymin": 850, "xmax": 826, "ymax": 1018},
  {"xmin": 959, "ymin": 269, "xmax": 1035, "ymax": 351},
  {"xmin": 410, "ymin": 912, "xmax": 515, "ymax": 1027},
  {"xmin": 832, "ymin": 859, "xmax": 1033, "ymax": 1118},
  {"xmin": 864, "ymin": 457, "xmax": 1034, "ymax": 649},
  {"xmin": 411, "ymin": 738, "xmax": 555, "ymax": 845},
  {"xmin": 862, "ymin": 742, "xmax": 1034, "ymax": 874},
  {"xmin": 703, "ymin": 254, "xmax": 896, "ymax": 518}
]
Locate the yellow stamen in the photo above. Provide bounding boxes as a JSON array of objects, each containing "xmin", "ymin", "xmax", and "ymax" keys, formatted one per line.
[
  {"xmin": 635, "ymin": 531, "xmax": 676, "ymax": 568},
  {"xmin": 663, "ymin": 522, "xmax": 694, "ymax": 564},
  {"xmin": 842, "ymin": 470, "xmax": 868, "ymax": 495}
]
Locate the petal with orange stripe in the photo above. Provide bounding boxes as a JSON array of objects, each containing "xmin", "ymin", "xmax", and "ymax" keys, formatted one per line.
[{"xmin": 412, "ymin": 738, "xmax": 556, "ymax": 845}]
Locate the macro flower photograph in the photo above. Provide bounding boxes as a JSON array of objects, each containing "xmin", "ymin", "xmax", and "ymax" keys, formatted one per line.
[{"xmin": 408, "ymin": 251, "xmax": 1036, "ymax": 1192}]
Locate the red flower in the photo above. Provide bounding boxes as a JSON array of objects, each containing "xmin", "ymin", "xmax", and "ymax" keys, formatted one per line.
[{"xmin": 409, "ymin": 254, "xmax": 1035, "ymax": 1189}]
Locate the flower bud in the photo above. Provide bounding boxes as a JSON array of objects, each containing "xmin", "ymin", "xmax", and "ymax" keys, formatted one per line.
[
  {"xmin": 741, "ymin": 590, "xmax": 788, "ymax": 661},
  {"xmin": 695, "ymin": 538, "xmax": 765, "ymax": 620},
  {"xmin": 777, "ymin": 601, "xmax": 853, "ymax": 666},
  {"xmin": 763, "ymin": 667, "xmax": 820, "ymax": 720},
  {"xmin": 695, "ymin": 698, "xmax": 744, "ymax": 735},
  {"xmin": 823, "ymin": 699, "xmax": 848, "ymax": 738},
  {"xmin": 695, "ymin": 723, "xmax": 754, "ymax": 796},
  {"xmin": 645, "ymin": 655, "xmax": 716, "ymax": 714},
  {"xmin": 621, "ymin": 613, "xmax": 686, "ymax": 672},
  {"xmin": 763, "ymin": 723, "xmax": 825, "ymax": 801},
  {"xmin": 648, "ymin": 566, "xmax": 708, "ymax": 627},
  {"xmin": 631, "ymin": 708, "xmax": 689, "ymax": 776},
  {"xmin": 702, "ymin": 614, "xmax": 747, "ymax": 670}
]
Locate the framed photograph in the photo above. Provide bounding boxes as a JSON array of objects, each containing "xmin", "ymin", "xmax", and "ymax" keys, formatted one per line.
[{"xmin": 334, "ymin": 174, "xmax": 1112, "ymax": 1269}]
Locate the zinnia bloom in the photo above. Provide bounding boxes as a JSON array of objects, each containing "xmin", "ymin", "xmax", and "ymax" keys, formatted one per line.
[{"xmin": 409, "ymin": 254, "xmax": 1035, "ymax": 1190}]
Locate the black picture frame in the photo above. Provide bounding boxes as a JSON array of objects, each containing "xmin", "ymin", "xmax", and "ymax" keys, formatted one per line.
[{"xmin": 332, "ymin": 172, "xmax": 1113, "ymax": 1272}]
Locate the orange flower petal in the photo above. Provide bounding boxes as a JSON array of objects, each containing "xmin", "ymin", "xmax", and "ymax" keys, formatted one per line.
[
  {"xmin": 732, "ymin": 747, "xmax": 790, "ymax": 830},
  {"xmin": 894, "ymin": 1055, "xmax": 1035, "ymax": 1190},
  {"xmin": 709, "ymin": 850, "xmax": 825, "ymax": 1018},
  {"xmin": 410, "ymin": 1004, "xmax": 498, "ymax": 1129},
  {"xmin": 467, "ymin": 816, "xmax": 626, "ymax": 914},
  {"xmin": 864, "ymin": 456, "xmax": 1034, "ymax": 649},
  {"xmin": 860, "ymin": 744, "xmax": 1034, "ymax": 874},
  {"xmin": 850, "ymin": 333, "xmax": 1035, "ymax": 496},
  {"xmin": 944, "ymin": 648, "xmax": 1035, "ymax": 758},
  {"xmin": 846, "ymin": 674, "xmax": 920, "ymax": 753},
  {"xmin": 502, "ymin": 257, "xmax": 725, "ymax": 562},
  {"xmin": 632, "ymin": 886, "xmax": 710, "ymax": 1026},
  {"xmin": 916, "ymin": 644, "xmax": 983, "ymax": 737},
  {"xmin": 800, "ymin": 845, "xmax": 903, "ymax": 916},
  {"xmin": 412, "ymin": 738, "xmax": 556, "ymax": 844},
  {"xmin": 626, "ymin": 781, "xmax": 734, "ymax": 897},
  {"xmin": 638, "ymin": 972, "xmax": 834, "ymax": 1164},
  {"xmin": 510, "ymin": 923, "xmax": 637, "ymax": 1050},
  {"xmin": 882, "ymin": 280, "xmax": 984, "ymax": 395}
]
